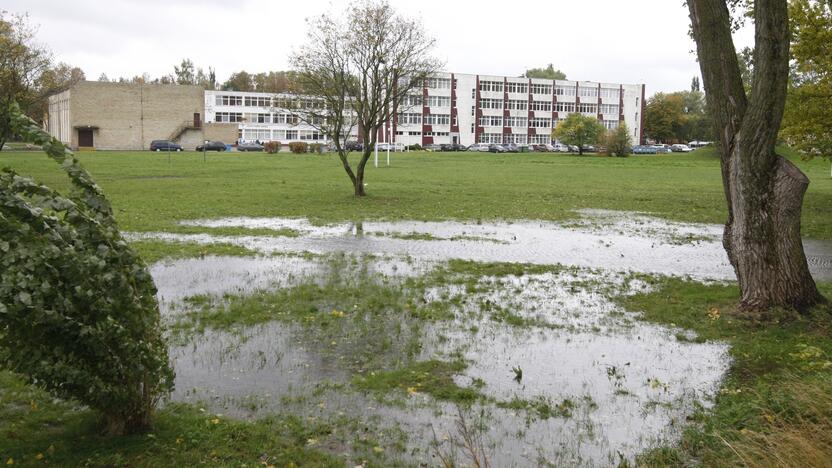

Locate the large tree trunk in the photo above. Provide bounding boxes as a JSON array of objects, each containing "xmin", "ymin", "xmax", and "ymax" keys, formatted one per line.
[{"xmin": 689, "ymin": 0, "xmax": 825, "ymax": 312}]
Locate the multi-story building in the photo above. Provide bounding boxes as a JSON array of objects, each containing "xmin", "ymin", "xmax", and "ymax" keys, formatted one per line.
[
  {"xmin": 47, "ymin": 74, "xmax": 644, "ymax": 150},
  {"xmin": 203, "ymin": 73, "xmax": 644, "ymax": 147}
]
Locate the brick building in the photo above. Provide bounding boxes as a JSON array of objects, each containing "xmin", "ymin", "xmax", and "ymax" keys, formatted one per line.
[{"xmin": 47, "ymin": 81, "xmax": 237, "ymax": 150}]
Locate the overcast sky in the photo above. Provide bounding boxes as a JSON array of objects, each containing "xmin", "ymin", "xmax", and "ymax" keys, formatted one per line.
[{"xmin": 6, "ymin": 0, "xmax": 755, "ymax": 97}]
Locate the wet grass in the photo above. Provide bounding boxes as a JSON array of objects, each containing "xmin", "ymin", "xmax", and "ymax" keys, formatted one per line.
[
  {"xmin": 130, "ymin": 239, "xmax": 258, "ymax": 263},
  {"xmin": 353, "ymin": 359, "xmax": 482, "ymax": 405},
  {"xmin": 2, "ymin": 147, "xmax": 830, "ymax": 239},
  {"xmin": 0, "ymin": 371, "xmax": 395, "ymax": 467},
  {"xmin": 617, "ymin": 278, "xmax": 832, "ymax": 466}
]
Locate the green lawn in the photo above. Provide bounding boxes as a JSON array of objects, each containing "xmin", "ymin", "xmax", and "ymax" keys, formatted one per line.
[
  {"xmin": 2, "ymin": 146, "xmax": 832, "ymax": 466},
  {"xmin": 1, "ymin": 147, "xmax": 830, "ymax": 238}
]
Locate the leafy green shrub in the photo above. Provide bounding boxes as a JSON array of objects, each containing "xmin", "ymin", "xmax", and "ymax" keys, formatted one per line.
[
  {"xmin": 289, "ymin": 141, "xmax": 308, "ymax": 154},
  {"xmin": 264, "ymin": 141, "xmax": 281, "ymax": 154},
  {"xmin": 309, "ymin": 143, "xmax": 324, "ymax": 154},
  {"xmin": 408, "ymin": 144, "xmax": 422, "ymax": 151},
  {"xmin": 0, "ymin": 103, "xmax": 173, "ymax": 435},
  {"xmin": 604, "ymin": 123, "xmax": 633, "ymax": 157}
]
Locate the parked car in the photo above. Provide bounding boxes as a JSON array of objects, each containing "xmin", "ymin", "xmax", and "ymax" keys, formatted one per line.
[
  {"xmin": 671, "ymin": 144, "xmax": 693, "ymax": 152},
  {"xmin": 237, "ymin": 141, "xmax": 264, "ymax": 152},
  {"xmin": 531, "ymin": 144, "xmax": 549, "ymax": 152},
  {"xmin": 502, "ymin": 143, "xmax": 519, "ymax": 153},
  {"xmin": 468, "ymin": 143, "xmax": 490, "ymax": 152},
  {"xmin": 543, "ymin": 144, "xmax": 557, "ymax": 152},
  {"xmin": 552, "ymin": 143, "xmax": 570, "ymax": 152},
  {"xmin": 150, "ymin": 140, "xmax": 182, "ymax": 152},
  {"xmin": 196, "ymin": 140, "xmax": 226, "ymax": 152},
  {"xmin": 568, "ymin": 145, "xmax": 580, "ymax": 153},
  {"xmin": 423, "ymin": 144, "xmax": 441, "ymax": 152},
  {"xmin": 632, "ymin": 145, "xmax": 658, "ymax": 154},
  {"xmin": 439, "ymin": 144, "xmax": 455, "ymax": 152},
  {"xmin": 450, "ymin": 143, "xmax": 468, "ymax": 152},
  {"xmin": 581, "ymin": 145, "xmax": 597, "ymax": 153},
  {"xmin": 488, "ymin": 144, "xmax": 508, "ymax": 153},
  {"xmin": 345, "ymin": 141, "xmax": 363, "ymax": 151},
  {"xmin": 688, "ymin": 140, "xmax": 711, "ymax": 148}
]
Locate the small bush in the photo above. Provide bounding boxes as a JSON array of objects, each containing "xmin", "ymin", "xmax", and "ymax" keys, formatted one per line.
[
  {"xmin": 408, "ymin": 144, "xmax": 422, "ymax": 151},
  {"xmin": 309, "ymin": 143, "xmax": 324, "ymax": 154},
  {"xmin": 264, "ymin": 141, "xmax": 282, "ymax": 154},
  {"xmin": 289, "ymin": 141, "xmax": 308, "ymax": 154},
  {"xmin": 604, "ymin": 123, "xmax": 633, "ymax": 157}
]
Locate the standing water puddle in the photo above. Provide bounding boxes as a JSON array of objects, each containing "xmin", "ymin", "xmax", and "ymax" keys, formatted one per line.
[{"xmin": 140, "ymin": 211, "xmax": 831, "ymax": 466}]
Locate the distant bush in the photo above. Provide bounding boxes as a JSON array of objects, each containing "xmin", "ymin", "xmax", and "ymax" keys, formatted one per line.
[
  {"xmin": 604, "ymin": 123, "xmax": 633, "ymax": 157},
  {"xmin": 408, "ymin": 144, "xmax": 422, "ymax": 151},
  {"xmin": 309, "ymin": 143, "xmax": 324, "ymax": 154},
  {"xmin": 289, "ymin": 141, "xmax": 308, "ymax": 154},
  {"xmin": 264, "ymin": 141, "xmax": 282, "ymax": 154}
]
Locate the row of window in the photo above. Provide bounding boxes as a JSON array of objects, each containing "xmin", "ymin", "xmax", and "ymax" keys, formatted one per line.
[
  {"xmin": 396, "ymin": 113, "xmax": 452, "ymax": 125},
  {"xmin": 600, "ymin": 104, "xmax": 620, "ymax": 115},
  {"xmin": 477, "ymin": 133, "xmax": 532, "ymax": 144},
  {"xmin": 214, "ymin": 95, "xmax": 325, "ymax": 110},
  {"xmin": 240, "ymin": 129, "xmax": 325, "ymax": 141}
]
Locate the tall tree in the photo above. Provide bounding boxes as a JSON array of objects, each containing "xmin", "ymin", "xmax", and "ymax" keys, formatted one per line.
[
  {"xmin": 173, "ymin": 58, "xmax": 195, "ymax": 85},
  {"xmin": 552, "ymin": 113, "xmax": 605, "ymax": 155},
  {"xmin": 0, "ymin": 11, "xmax": 51, "ymax": 150},
  {"xmin": 687, "ymin": 0, "xmax": 825, "ymax": 310},
  {"xmin": 644, "ymin": 92, "xmax": 685, "ymax": 142},
  {"xmin": 523, "ymin": 64, "xmax": 567, "ymax": 80},
  {"xmin": 780, "ymin": 0, "xmax": 832, "ymax": 161},
  {"xmin": 691, "ymin": 76, "xmax": 701, "ymax": 92},
  {"xmin": 222, "ymin": 71, "xmax": 255, "ymax": 91},
  {"xmin": 291, "ymin": 0, "xmax": 440, "ymax": 196}
]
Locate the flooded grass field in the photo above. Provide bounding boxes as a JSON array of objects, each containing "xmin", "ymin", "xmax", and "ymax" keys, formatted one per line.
[{"xmin": 132, "ymin": 210, "xmax": 832, "ymax": 466}]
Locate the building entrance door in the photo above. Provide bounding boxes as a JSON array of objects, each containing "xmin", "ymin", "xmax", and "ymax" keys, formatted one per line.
[{"xmin": 78, "ymin": 129, "xmax": 94, "ymax": 147}]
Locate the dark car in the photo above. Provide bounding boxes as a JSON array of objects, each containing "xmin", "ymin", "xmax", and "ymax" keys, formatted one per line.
[
  {"xmin": 581, "ymin": 145, "xmax": 597, "ymax": 153},
  {"xmin": 531, "ymin": 144, "xmax": 549, "ymax": 152},
  {"xmin": 345, "ymin": 141, "xmax": 363, "ymax": 151},
  {"xmin": 150, "ymin": 140, "xmax": 182, "ymax": 152},
  {"xmin": 237, "ymin": 141, "xmax": 264, "ymax": 152},
  {"xmin": 488, "ymin": 144, "xmax": 507, "ymax": 153},
  {"xmin": 501, "ymin": 143, "xmax": 519, "ymax": 153},
  {"xmin": 196, "ymin": 141, "xmax": 226, "ymax": 152}
]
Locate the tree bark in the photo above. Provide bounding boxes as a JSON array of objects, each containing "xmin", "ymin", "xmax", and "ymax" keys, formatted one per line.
[{"xmin": 689, "ymin": 0, "xmax": 825, "ymax": 312}]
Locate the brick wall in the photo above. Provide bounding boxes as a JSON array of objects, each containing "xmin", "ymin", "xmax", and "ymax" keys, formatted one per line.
[{"xmin": 66, "ymin": 81, "xmax": 203, "ymax": 150}]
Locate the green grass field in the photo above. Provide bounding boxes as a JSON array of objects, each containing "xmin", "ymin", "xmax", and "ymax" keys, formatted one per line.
[
  {"xmin": 1, "ymin": 147, "xmax": 830, "ymax": 238},
  {"xmin": 1, "ymin": 146, "xmax": 831, "ymax": 466}
]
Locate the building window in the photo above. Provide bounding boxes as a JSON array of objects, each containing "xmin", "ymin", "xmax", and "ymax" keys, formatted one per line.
[
  {"xmin": 556, "ymin": 102, "xmax": 576, "ymax": 113},
  {"xmin": 579, "ymin": 86, "xmax": 599, "ymax": 98},
  {"xmin": 505, "ymin": 117, "xmax": 527, "ymax": 127},
  {"xmin": 479, "ymin": 80, "xmax": 504, "ymax": 93},
  {"xmin": 215, "ymin": 112, "xmax": 243, "ymax": 123},
  {"xmin": 530, "ymin": 118, "xmax": 551, "ymax": 128},
  {"xmin": 530, "ymin": 135, "xmax": 550, "ymax": 144},
  {"xmin": 426, "ymin": 96, "xmax": 451, "ymax": 107},
  {"xmin": 555, "ymin": 85, "xmax": 576, "ymax": 97},
  {"xmin": 424, "ymin": 114, "xmax": 451, "ymax": 125},
  {"xmin": 600, "ymin": 104, "xmax": 620, "ymax": 115},
  {"xmin": 600, "ymin": 88, "xmax": 620, "ymax": 99},
  {"xmin": 479, "ymin": 98, "xmax": 503, "ymax": 110},
  {"xmin": 603, "ymin": 120, "xmax": 619, "ymax": 130},
  {"xmin": 506, "ymin": 81, "xmax": 528, "ymax": 94},
  {"xmin": 244, "ymin": 96, "xmax": 272, "ymax": 107},
  {"xmin": 478, "ymin": 133, "xmax": 502, "ymax": 143},
  {"xmin": 505, "ymin": 99, "xmax": 528, "ymax": 110},
  {"xmin": 530, "ymin": 83, "xmax": 553, "ymax": 95},
  {"xmin": 531, "ymin": 101, "xmax": 552, "ymax": 112},
  {"xmin": 397, "ymin": 113, "xmax": 422, "ymax": 125},
  {"xmin": 478, "ymin": 115, "xmax": 503, "ymax": 127},
  {"xmin": 285, "ymin": 130, "xmax": 298, "ymax": 140},
  {"xmin": 404, "ymin": 94, "xmax": 422, "ymax": 107},
  {"xmin": 216, "ymin": 95, "xmax": 243, "ymax": 106},
  {"xmin": 504, "ymin": 134, "xmax": 528, "ymax": 144},
  {"xmin": 425, "ymin": 77, "xmax": 451, "ymax": 89},
  {"xmin": 578, "ymin": 103, "xmax": 598, "ymax": 114}
]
